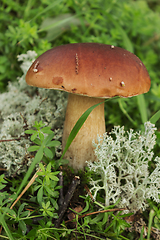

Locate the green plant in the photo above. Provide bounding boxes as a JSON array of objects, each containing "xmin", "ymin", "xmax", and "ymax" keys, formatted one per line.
[
  {"xmin": 148, "ymin": 199, "xmax": 160, "ymax": 232},
  {"xmin": 35, "ymin": 162, "xmax": 60, "ymax": 208},
  {"xmin": 16, "ymin": 120, "xmax": 62, "ymax": 196},
  {"xmin": 60, "ymin": 196, "xmax": 132, "ymax": 239},
  {"xmin": 0, "ymin": 0, "xmax": 82, "ymax": 90},
  {"xmin": 1, "ymin": 109, "xmax": 160, "ymax": 239},
  {"xmin": 0, "ymin": 121, "xmax": 67, "ymax": 239}
]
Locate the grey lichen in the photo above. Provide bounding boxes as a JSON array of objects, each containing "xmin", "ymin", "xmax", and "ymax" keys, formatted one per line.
[
  {"xmin": 0, "ymin": 51, "xmax": 67, "ymax": 176},
  {"xmin": 87, "ymin": 122, "xmax": 160, "ymax": 213}
]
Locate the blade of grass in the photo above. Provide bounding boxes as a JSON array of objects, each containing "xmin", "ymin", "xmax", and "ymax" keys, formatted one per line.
[
  {"xmin": 147, "ymin": 210, "xmax": 155, "ymax": 240},
  {"xmin": 61, "ymin": 97, "xmax": 118, "ymax": 159},
  {"xmin": 60, "ymin": 100, "xmax": 105, "ymax": 159},
  {"xmin": 149, "ymin": 110, "xmax": 160, "ymax": 124},
  {"xmin": 0, "ymin": 213, "xmax": 14, "ymax": 240},
  {"xmin": 28, "ymin": 0, "xmax": 63, "ymax": 23},
  {"xmin": 118, "ymin": 98, "xmax": 136, "ymax": 126},
  {"xmin": 105, "ymin": 12, "xmax": 133, "ymax": 52},
  {"xmin": 137, "ymin": 94, "xmax": 148, "ymax": 124},
  {"xmin": 19, "ymin": 0, "xmax": 64, "ymax": 45},
  {"xmin": 40, "ymin": 14, "xmax": 81, "ymax": 41},
  {"xmin": 139, "ymin": 226, "xmax": 144, "ymax": 240},
  {"xmin": 38, "ymin": 14, "xmax": 79, "ymax": 33}
]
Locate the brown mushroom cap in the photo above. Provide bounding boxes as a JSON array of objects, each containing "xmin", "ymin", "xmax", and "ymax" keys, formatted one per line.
[{"xmin": 25, "ymin": 43, "xmax": 151, "ymax": 97}]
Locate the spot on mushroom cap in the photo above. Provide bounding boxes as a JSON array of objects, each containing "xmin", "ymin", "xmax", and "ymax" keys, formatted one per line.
[{"xmin": 25, "ymin": 43, "xmax": 151, "ymax": 98}]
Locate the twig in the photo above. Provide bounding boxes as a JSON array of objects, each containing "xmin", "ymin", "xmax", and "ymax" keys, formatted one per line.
[
  {"xmin": 84, "ymin": 184, "xmax": 95, "ymax": 202},
  {"xmin": 0, "ymin": 138, "xmax": 21, "ymax": 142},
  {"xmin": 54, "ymin": 176, "xmax": 80, "ymax": 228},
  {"xmin": 65, "ymin": 207, "xmax": 127, "ymax": 223},
  {"xmin": 39, "ymin": 97, "xmax": 48, "ymax": 106},
  {"xmin": 0, "ymin": 168, "xmax": 7, "ymax": 171},
  {"xmin": 10, "ymin": 168, "xmax": 42, "ymax": 209}
]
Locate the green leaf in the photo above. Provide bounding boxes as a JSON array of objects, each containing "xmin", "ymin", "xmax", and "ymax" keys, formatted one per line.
[
  {"xmin": 33, "ymin": 138, "xmax": 41, "ymax": 145},
  {"xmin": 55, "ymin": 159, "xmax": 69, "ymax": 168},
  {"xmin": 26, "ymin": 228, "xmax": 37, "ymax": 238},
  {"xmin": 27, "ymin": 145, "xmax": 40, "ymax": 152},
  {"xmin": 90, "ymin": 213, "xmax": 104, "ymax": 224},
  {"xmin": 46, "ymin": 140, "xmax": 61, "ymax": 147},
  {"xmin": 44, "ymin": 147, "xmax": 53, "ymax": 159},
  {"xmin": 39, "ymin": 132, "xmax": 44, "ymax": 142},
  {"xmin": 39, "ymin": 162, "xmax": 45, "ymax": 172},
  {"xmin": 46, "ymin": 201, "xmax": 50, "ymax": 208},
  {"xmin": 31, "ymin": 132, "xmax": 38, "ymax": 141},
  {"xmin": 5, "ymin": 208, "xmax": 16, "ymax": 218},
  {"xmin": 79, "ymin": 197, "xmax": 90, "ymax": 214},
  {"xmin": 18, "ymin": 203, "xmax": 27, "ymax": 217},
  {"xmin": 37, "ymin": 187, "xmax": 43, "ymax": 205},
  {"xmin": 43, "ymin": 133, "xmax": 55, "ymax": 146},
  {"xmin": 20, "ymin": 210, "xmax": 30, "ymax": 218},
  {"xmin": 19, "ymin": 220, "xmax": 27, "ymax": 234},
  {"xmin": 102, "ymin": 212, "xmax": 109, "ymax": 225},
  {"xmin": 49, "ymin": 174, "xmax": 59, "ymax": 181},
  {"xmin": 42, "ymin": 202, "xmax": 46, "ymax": 208},
  {"xmin": 41, "ymin": 127, "xmax": 53, "ymax": 134},
  {"xmin": 33, "ymin": 120, "xmax": 45, "ymax": 129},
  {"xmin": 46, "ymin": 162, "xmax": 51, "ymax": 172},
  {"xmin": 37, "ymin": 171, "xmax": 45, "ymax": 176},
  {"xmin": 149, "ymin": 110, "xmax": 160, "ymax": 124},
  {"xmin": 50, "ymin": 171, "xmax": 60, "ymax": 176},
  {"xmin": 0, "ymin": 213, "xmax": 14, "ymax": 240},
  {"xmin": 25, "ymin": 129, "xmax": 37, "ymax": 134}
]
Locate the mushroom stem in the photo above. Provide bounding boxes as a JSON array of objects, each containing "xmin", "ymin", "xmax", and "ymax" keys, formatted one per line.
[{"xmin": 62, "ymin": 93, "xmax": 105, "ymax": 170}]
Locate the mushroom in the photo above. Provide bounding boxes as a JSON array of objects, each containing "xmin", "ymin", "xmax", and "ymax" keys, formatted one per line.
[{"xmin": 25, "ymin": 43, "xmax": 151, "ymax": 170}]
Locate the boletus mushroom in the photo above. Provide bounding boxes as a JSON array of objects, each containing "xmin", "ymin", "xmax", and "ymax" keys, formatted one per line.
[{"xmin": 25, "ymin": 43, "xmax": 151, "ymax": 170}]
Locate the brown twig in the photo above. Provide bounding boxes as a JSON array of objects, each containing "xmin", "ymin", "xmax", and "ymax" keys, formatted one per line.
[
  {"xmin": 84, "ymin": 184, "xmax": 95, "ymax": 202},
  {"xmin": 54, "ymin": 176, "xmax": 80, "ymax": 228},
  {"xmin": 10, "ymin": 168, "xmax": 42, "ymax": 209},
  {"xmin": 0, "ymin": 168, "xmax": 7, "ymax": 171},
  {"xmin": 65, "ymin": 207, "xmax": 127, "ymax": 223},
  {"xmin": 39, "ymin": 97, "xmax": 48, "ymax": 106},
  {"xmin": 0, "ymin": 138, "xmax": 21, "ymax": 142},
  {"xmin": 20, "ymin": 113, "xmax": 29, "ymax": 132}
]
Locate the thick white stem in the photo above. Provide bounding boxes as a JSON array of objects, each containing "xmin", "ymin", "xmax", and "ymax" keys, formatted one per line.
[{"xmin": 62, "ymin": 94, "xmax": 105, "ymax": 170}]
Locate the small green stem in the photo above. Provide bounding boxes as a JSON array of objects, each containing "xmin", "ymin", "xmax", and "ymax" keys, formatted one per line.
[{"xmin": 147, "ymin": 209, "xmax": 155, "ymax": 240}]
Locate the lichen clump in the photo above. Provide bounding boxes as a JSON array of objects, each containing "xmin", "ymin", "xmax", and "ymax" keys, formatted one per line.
[
  {"xmin": 87, "ymin": 122, "xmax": 160, "ymax": 212},
  {"xmin": 0, "ymin": 51, "xmax": 67, "ymax": 176}
]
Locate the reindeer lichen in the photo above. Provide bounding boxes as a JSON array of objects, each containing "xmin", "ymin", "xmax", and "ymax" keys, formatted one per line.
[
  {"xmin": 87, "ymin": 122, "xmax": 160, "ymax": 212},
  {"xmin": 0, "ymin": 51, "xmax": 67, "ymax": 176}
]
